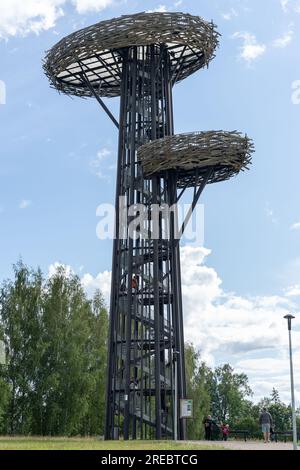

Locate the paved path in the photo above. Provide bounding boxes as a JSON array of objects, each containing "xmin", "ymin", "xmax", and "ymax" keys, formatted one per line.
[{"xmin": 189, "ymin": 440, "xmax": 297, "ymax": 451}]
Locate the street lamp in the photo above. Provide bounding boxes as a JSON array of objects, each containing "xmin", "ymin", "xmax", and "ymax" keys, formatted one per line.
[
  {"xmin": 284, "ymin": 314, "xmax": 298, "ymax": 451},
  {"xmin": 173, "ymin": 350, "xmax": 180, "ymax": 441}
]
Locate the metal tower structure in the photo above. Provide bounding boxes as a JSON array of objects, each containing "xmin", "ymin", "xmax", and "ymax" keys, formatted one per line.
[{"xmin": 44, "ymin": 12, "xmax": 254, "ymax": 441}]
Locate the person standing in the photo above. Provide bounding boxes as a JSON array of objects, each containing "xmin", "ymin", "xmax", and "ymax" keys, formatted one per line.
[
  {"xmin": 131, "ymin": 275, "xmax": 139, "ymax": 292},
  {"xmin": 203, "ymin": 415, "xmax": 213, "ymax": 441},
  {"xmin": 221, "ymin": 423, "xmax": 230, "ymax": 441},
  {"xmin": 259, "ymin": 407, "xmax": 273, "ymax": 443}
]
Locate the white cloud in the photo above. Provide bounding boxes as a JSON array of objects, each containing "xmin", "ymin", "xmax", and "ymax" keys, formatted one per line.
[
  {"xmin": 95, "ymin": 148, "xmax": 111, "ymax": 162},
  {"xmin": 222, "ymin": 8, "xmax": 238, "ymax": 21},
  {"xmin": 0, "ymin": 80, "xmax": 6, "ymax": 105},
  {"xmin": 48, "ymin": 262, "xmax": 110, "ymax": 305},
  {"xmin": 235, "ymin": 354, "xmax": 300, "ymax": 404},
  {"xmin": 280, "ymin": 0, "xmax": 289, "ymax": 12},
  {"xmin": 180, "ymin": 246, "xmax": 296, "ymax": 359},
  {"xmin": 291, "ymin": 221, "xmax": 300, "ymax": 231},
  {"xmin": 90, "ymin": 148, "xmax": 111, "ymax": 180},
  {"xmin": 48, "ymin": 262, "xmax": 74, "ymax": 278},
  {"xmin": 72, "ymin": 0, "xmax": 113, "ymax": 14},
  {"xmin": 147, "ymin": 2, "xmax": 184, "ymax": 13},
  {"xmin": 280, "ymin": 0, "xmax": 300, "ymax": 13},
  {"xmin": 0, "ymin": 0, "xmax": 114, "ymax": 39},
  {"xmin": 19, "ymin": 199, "xmax": 32, "ymax": 209},
  {"xmin": 81, "ymin": 270, "xmax": 111, "ymax": 304},
  {"xmin": 273, "ymin": 29, "xmax": 294, "ymax": 48},
  {"xmin": 147, "ymin": 0, "xmax": 184, "ymax": 12},
  {"xmin": 146, "ymin": 5, "xmax": 168, "ymax": 13},
  {"xmin": 179, "ymin": 246, "xmax": 300, "ymax": 404},
  {"xmin": 232, "ymin": 32, "xmax": 266, "ymax": 65},
  {"xmin": 78, "ymin": 245, "xmax": 300, "ymax": 403},
  {"xmin": 0, "ymin": 0, "xmax": 65, "ymax": 39},
  {"xmin": 285, "ymin": 285, "xmax": 300, "ymax": 297}
]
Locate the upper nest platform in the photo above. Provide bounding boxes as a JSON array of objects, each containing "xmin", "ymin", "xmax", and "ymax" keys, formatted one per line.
[
  {"xmin": 43, "ymin": 12, "xmax": 220, "ymax": 98},
  {"xmin": 138, "ymin": 131, "xmax": 254, "ymax": 187}
]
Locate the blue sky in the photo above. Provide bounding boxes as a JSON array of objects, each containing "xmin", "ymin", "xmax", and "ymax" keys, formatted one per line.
[{"xmin": 0, "ymin": 0, "xmax": 300, "ymax": 403}]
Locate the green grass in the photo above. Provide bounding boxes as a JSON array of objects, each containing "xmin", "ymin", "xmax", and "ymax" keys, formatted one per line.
[{"xmin": 0, "ymin": 437, "xmax": 226, "ymax": 451}]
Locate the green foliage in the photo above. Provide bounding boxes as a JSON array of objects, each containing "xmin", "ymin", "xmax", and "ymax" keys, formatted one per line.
[
  {"xmin": 82, "ymin": 291, "xmax": 108, "ymax": 435},
  {"xmin": 233, "ymin": 407, "xmax": 260, "ymax": 435},
  {"xmin": 0, "ymin": 261, "xmax": 108, "ymax": 436},
  {"xmin": 0, "ymin": 326, "xmax": 10, "ymax": 433},
  {"xmin": 185, "ymin": 343, "xmax": 211, "ymax": 439},
  {"xmin": 0, "ymin": 261, "xmax": 297, "ymax": 438},
  {"xmin": 185, "ymin": 355, "xmax": 296, "ymax": 439},
  {"xmin": 0, "ymin": 375, "xmax": 10, "ymax": 433},
  {"xmin": 255, "ymin": 388, "xmax": 293, "ymax": 432},
  {"xmin": 206, "ymin": 364, "xmax": 253, "ymax": 424}
]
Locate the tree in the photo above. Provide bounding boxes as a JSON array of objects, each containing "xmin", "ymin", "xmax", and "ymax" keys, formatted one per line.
[
  {"xmin": 0, "ymin": 261, "xmax": 108, "ymax": 436},
  {"xmin": 80, "ymin": 290, "xmax": 108, "ymax": 435},
  {"xmin": 233, "ymin": 400, "xmax": 260, "ymax": 435},
  {"xmin": 1, "ymin": 262, "xmax": 297, "ymax": 439},
  {"xmin": 0, "ymin": 261, "xmax": 44, "ymax": 434},
  {"xmin": 256, "ymin": 389, "xmax": 293, "ymax": 433},
  {"xmin": 0, "ymin": 328, "xmax": 10, "ymax": 433},
  {"xmin": 185, "ymin": 343, "xmax": 211, "ymax": 439},
  {"xmin": 35, "ymin": 267, "xmax": 108, "ymax": 436},
  {"xmin": 207, "ymin": 364, "xmax": 253, "ymax": 424}
]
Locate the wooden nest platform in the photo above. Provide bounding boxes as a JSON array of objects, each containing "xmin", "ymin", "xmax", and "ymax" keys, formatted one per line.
[
  {"xmin": 138, "ymin": 131, "xmax": 254, "ymax": 187},
  {"xmin": 43, "ymin": 12, "xmax": 219, "ymax": 98}
]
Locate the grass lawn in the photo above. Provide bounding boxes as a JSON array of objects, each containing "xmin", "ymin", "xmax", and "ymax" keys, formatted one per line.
[{"xmin": 0, "ymin": 437, "xmax": 226, "ymax": 451}]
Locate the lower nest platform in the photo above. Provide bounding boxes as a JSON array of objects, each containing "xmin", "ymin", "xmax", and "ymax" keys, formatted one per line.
[{"xmin": 138, "ymin": 130, "xmax": 254, "ymax": 187}]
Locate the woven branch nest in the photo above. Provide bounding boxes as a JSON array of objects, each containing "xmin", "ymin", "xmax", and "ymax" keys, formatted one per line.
[
  {"xmin": 138, "ymin": 131, "xmax": 254, "ymax": 187},
  {"xmin": 43, "ymin": 12, "xmax": 220, "ymax": 98}
]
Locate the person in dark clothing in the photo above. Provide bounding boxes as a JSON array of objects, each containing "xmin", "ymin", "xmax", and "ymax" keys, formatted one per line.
[
  {"xmin": 131, "ymin": 275, "xmax": 139, "ymax": 292},
  {"xmin": 259, "ymin": 407, "xmax": 273, "ymax": 443},
  {"xmin": 270, "ymin": 426, "xmax": 276, "ymax": 442},
  {"xmin": 203, "ymin": 415, "xmax": 213, "ymax": 441}
]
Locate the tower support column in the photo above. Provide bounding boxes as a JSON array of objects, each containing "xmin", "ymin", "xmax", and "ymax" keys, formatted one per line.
[{"xmin": 105, "ymin": 45, "xmax": 186, "ymax": 440}]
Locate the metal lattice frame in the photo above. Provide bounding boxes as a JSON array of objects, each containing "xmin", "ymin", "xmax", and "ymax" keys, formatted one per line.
[
  {"xmin": 43, "ymin": 12, "xmax": 220, "ymax": 98},
  {"xmin": 104, "ymin": 43, "xmax": 187, "ymax": 441},
  {"xmin": 44, "ymin": 10, "xmax": 254, "ymax": 442},
  {"xmin": 138, "ymin": 131, "xmax": 254, "ymax": 187}
]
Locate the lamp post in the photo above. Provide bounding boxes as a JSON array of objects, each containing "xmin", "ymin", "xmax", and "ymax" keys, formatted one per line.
[
  {"xmin": 173, "ymin": 351, "xmax": 180, "ymax": 441},
  {"xmin": 284, "ymin": 314, "xmax": 298, "ymax": 450}
]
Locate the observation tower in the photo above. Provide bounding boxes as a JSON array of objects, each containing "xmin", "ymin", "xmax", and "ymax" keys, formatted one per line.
[{"xmin": 44, "ymin": 11, "xmax": 254, "ymax": 441}]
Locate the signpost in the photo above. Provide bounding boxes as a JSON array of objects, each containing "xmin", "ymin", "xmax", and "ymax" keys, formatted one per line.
[
  {"xmin": 180, "ymin": 399, "xmax": 193, "ymax": 419},
  {"xmin": 0, "ymin": 341, "xmax": 5, "ymax": 365}
]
